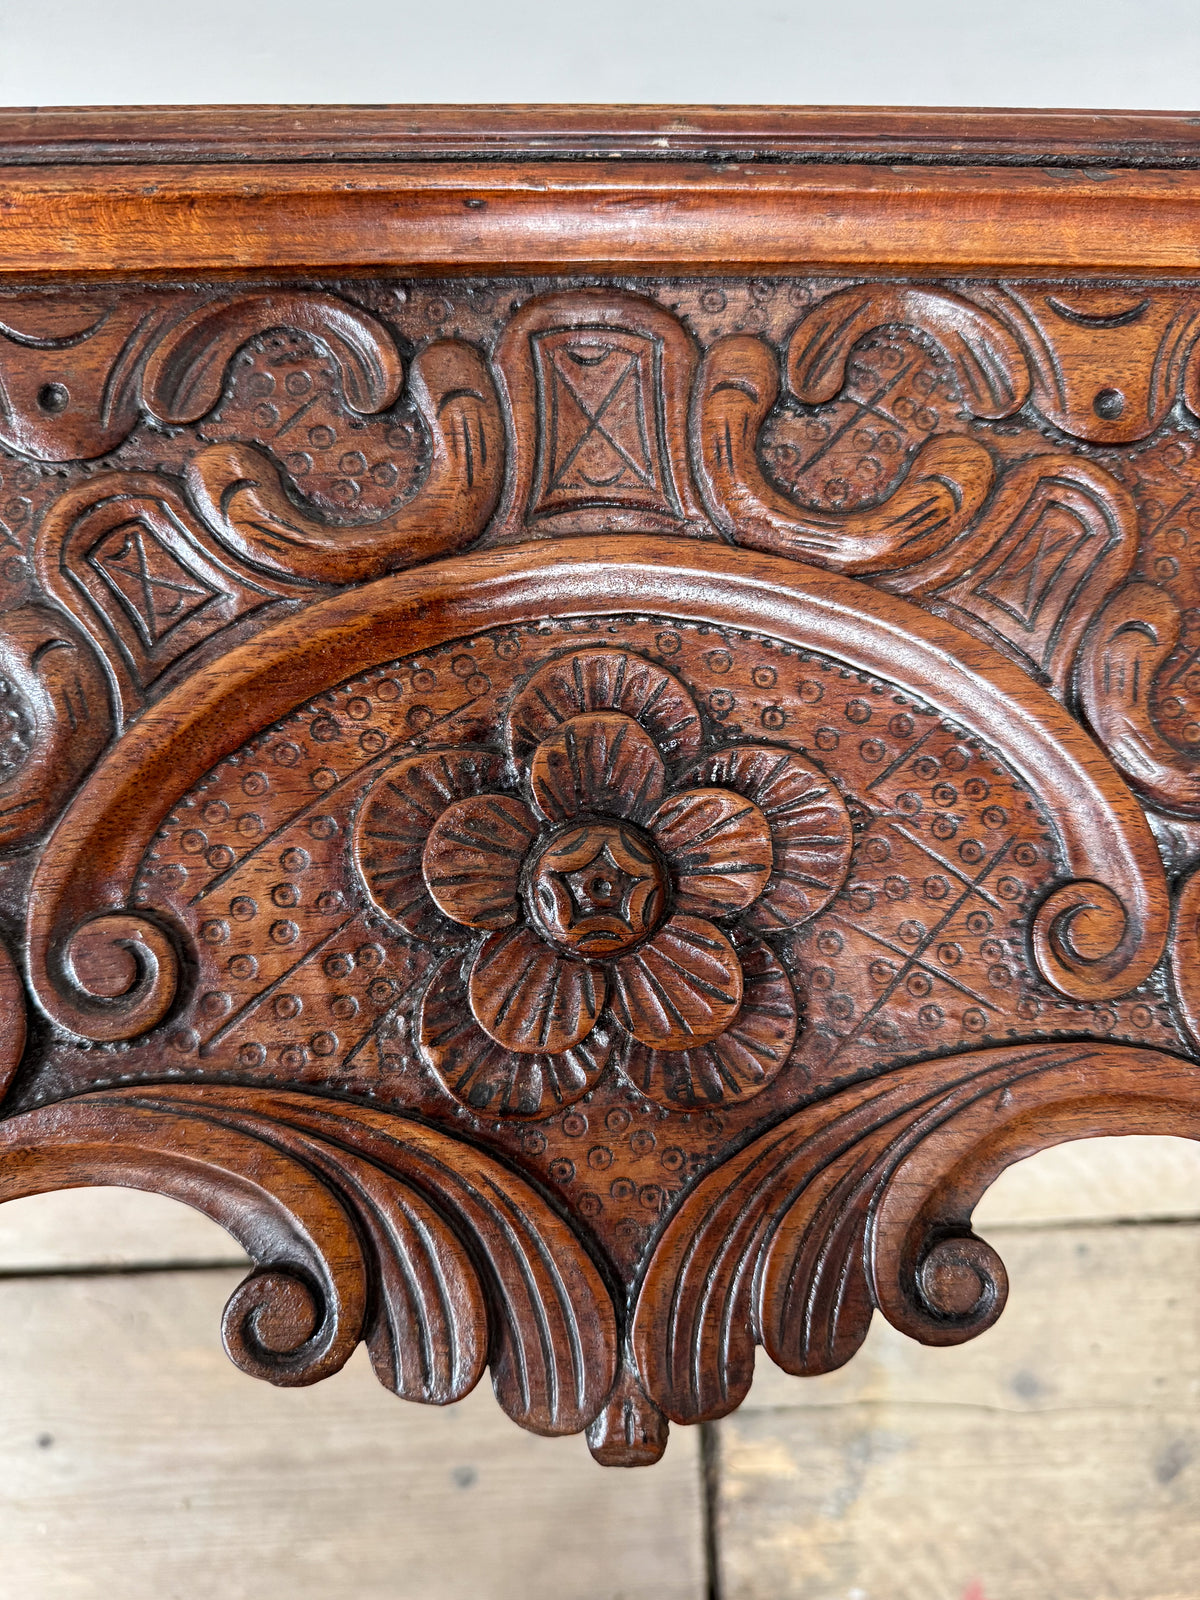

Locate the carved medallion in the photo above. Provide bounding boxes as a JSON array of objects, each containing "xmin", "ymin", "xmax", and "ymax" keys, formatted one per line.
[
  {"xmin": 527, "ymin": 328, "xmax": 679, "ymax": 518},
  {"xmin": 492, "ymin": 289, "xmax": 708, "ymax": 539}
]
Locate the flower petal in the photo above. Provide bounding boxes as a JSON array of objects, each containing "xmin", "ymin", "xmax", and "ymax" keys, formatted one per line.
[
  {"xmin": 680, "ymin": 745, "xmax": 853, "ymax": 930},
  {"xmin": 422, "ymin": 794, "xmax": 538, "ymax": 929},
  {"xmin": 354, "ymin": 746, "xmax": 508, "ymax": 940},
  {"xmin": 507, "ymin": 648, "xmax": 702, "ymax": 767},
  {"xmin": 611, "ymin": 914, "xmax": 742, "ymax": 1050},
  {"xmin": 617, "ymin": 937, "xmax": 798, "ymax": 1109},
  {"xmin": 419, "ymin": 951, "xmax": 611, "ymax": 1116},
  {"xmin": 528, "ymin": 711, "xmax": 665, "ymax": 822},
  {"xmin": 468, "ymin": 924, "xmax": 606, "ymax": 1054},
  {"xmin": 649, "ymin": 787, "xmax": 773, "ymax": 915}
]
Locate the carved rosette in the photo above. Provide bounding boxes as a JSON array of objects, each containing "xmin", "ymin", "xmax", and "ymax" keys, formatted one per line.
[{"xmin": 355, "ymin": 646, "xmax": 850, "ymax": 1115}]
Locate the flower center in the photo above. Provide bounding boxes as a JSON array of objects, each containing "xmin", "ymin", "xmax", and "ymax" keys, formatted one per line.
[{"xmin": 525, "ymin": 820, "xmax": 668, "ymax": 958}]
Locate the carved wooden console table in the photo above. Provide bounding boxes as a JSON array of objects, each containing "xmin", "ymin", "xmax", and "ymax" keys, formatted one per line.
[{"xmin": 3, "ymin": 104, "xmax": 1200, "ymax": 1467}]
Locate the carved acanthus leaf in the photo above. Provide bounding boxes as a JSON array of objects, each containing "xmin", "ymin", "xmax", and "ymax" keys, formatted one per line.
[
  {"xmin": 631, "ymin": 1042, "xmax": 1200, "ymax": 1423},
  {"xmin": 0, "ymin": 1087, "xmax": 618, "ymax": 1435},
  {"xmin": 7, "ymin": 263, "xmax": 1200, "ymax": 1473}
]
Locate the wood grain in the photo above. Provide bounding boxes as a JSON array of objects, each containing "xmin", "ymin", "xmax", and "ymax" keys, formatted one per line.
[
  {"xmin": 5, "ymin": 105, "xmax": 1200, "ymax": 166},
  {"xmin": 7, "ymin": 161, "xmax": 1200, "ymax": 277}
]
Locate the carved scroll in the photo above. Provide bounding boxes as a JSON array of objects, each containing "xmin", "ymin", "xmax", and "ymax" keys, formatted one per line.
[
  {"xmin": 142, "ymin": 292, "xmax": 406, "ymax": 423},
  {"xmin": 0, "ymin": 1086, "xmax": 617, "ymax": 1434},
  {"xmin": 785, "ymin": 285, "xmax": 1031, "ymax": 418},
  {"xmin": 6, "ymin": 260, "xmax": 1200, "ymax": 1471},
  {"xmin": 185, "ymin": 340, "xmax": 505, "ymax": 584},
  {"xmin": 0, "ymin": 1044, "xmax": 1194, "ymax": 1457},
  {"xmin": 632, "ymin": 1042, "xmax": 1200, "ymax": 1423},
  {"xmin": 695, "ymin": 333, "xmax": 1137, "ymax": 696},
  {"xmin": 0, "ymin": 602, "xmax": 111, "ymax": 845},
  {"xmin": 0, "ymin": 290, "xmax": 177, "ymax": 460},
  {"xmin": 694, "ymin": 333, "xmax": 997, "ymax": 569},
  {"xmin": 970, "ymin": 284, "xmax": 1200, "ymax": 444},
  {"xmin": 1080, "ymin": 582, "xmax": 1200, "ymax": 813}
]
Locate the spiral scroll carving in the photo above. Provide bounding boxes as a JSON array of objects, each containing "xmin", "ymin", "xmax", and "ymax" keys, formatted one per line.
[
  {"xmin": 0, "ymin": 1087, "xmax": 618, "ymax": 1432},
  {"xmin": 59, "ymin": 912, "xmax": 179, "ymax": 1041},
  {"xmin": 632, "ymin": 1042, "xmax": 1200, "ymax": 1423}
]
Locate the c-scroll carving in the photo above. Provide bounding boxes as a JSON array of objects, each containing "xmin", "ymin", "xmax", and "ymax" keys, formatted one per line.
[
  {"xmin": 631, "ymin": 1042, "xmax": 1200, "ymax": 1423},
  {"xmin": 141, "ymin": 291, "xmax": 406, "ymax": 424},
  {"xmin": 0, "ymin": 602, "xmax": 112, "ymax": 846},
  {"xmin": 694, "ymin": 333, "xmax": 996, "ymax": 569},
  {"xmin": 23, "ymin": 538, "xmax": 1166, "ymax": 1046},
  {"xmin": 694, "ymin": 335, "xmax": 1137, "ymax": 698},
  {"xmin": 785, "ymin": 285, "xmax": 1031, "ymax": 419},
  {"xmin": 0, "ymin": 1086, "xmax": 618, "ymax": 1435},
  {"xmin": 185, "ymin": 340, "xmax": 504, "ymax": 584},
  {"xmin": 1079, "ymin": 582, "xmax": 1200, "ymax": 814}
]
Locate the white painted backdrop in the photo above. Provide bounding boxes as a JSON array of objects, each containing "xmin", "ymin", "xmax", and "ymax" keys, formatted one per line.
[{"xmin": 0, "ymin": 0, "xmax": 1197, "ymax": 109}]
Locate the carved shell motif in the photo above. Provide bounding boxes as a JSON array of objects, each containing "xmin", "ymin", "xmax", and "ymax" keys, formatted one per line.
[{"xmin": 356, "ymin": 647, "xmax": 853, "ymax": 1114}]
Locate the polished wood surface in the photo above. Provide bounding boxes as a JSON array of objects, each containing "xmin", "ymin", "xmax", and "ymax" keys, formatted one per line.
[
  {"xmin": 6, "ymin": 108, "xmax": 1200, "ymax": 277},
  {"xmin": 2, "ymin": 106, "xmax": 1200, "ymax": 1468},
  {"xmin": 9, "ymin": 161, "xmax": 1200, "ymax": 277},
  {"xmin": 7, "ymin": 104, "xmax": 1200, "ymax": 164}
]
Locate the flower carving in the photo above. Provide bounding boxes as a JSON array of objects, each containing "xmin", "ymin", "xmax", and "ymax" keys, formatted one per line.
[{"xmin": 353, "ymin": 649, "xmax": 854, "ymax": 1116}]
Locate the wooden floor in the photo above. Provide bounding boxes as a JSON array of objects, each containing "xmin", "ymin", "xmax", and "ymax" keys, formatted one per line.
[{"xmin": 0, "ymin": 1138, "xmax": 1197, "ymax": 1599}]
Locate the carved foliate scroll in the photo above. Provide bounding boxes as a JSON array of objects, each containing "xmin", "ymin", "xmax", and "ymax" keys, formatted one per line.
[{"xmin": 0, "ymin": 273, "xmax": 1198, "ymax": 1466}]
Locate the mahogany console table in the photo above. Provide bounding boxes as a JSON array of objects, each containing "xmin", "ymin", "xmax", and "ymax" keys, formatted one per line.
[{"xmin": 0, "ymin": 104, "xmax": 1198, "ymax": 1467}]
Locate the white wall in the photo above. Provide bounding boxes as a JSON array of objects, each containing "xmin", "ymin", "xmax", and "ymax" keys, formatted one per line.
[{"xmin": 0, "ymin": 0, "xmax": 1197, "ymax": 110}]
